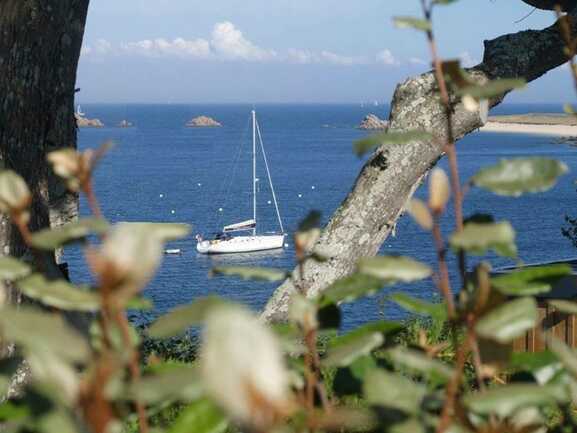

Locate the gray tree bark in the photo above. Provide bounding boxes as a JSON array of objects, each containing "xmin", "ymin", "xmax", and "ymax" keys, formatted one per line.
[
  {"xmin": 262, "ymin": 8, "xmax": 577, "ymax": 321},
  {"xmin": 0, "ymin": 0, "xmax": 89, "ymax": 355}
]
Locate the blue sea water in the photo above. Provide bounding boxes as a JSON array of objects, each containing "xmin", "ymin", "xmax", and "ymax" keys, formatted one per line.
[{"xmin": 68, "ymin": 103, "xmax": 577, "ymax": 329}]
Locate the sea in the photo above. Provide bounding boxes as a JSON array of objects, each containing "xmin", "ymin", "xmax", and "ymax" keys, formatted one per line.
[{"xmin": 67, "ymin": 103, "xmax": 577, "ymax": 330}]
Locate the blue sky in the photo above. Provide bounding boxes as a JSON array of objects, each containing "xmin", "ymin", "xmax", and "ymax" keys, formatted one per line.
[{"xmin": 77, "ymin": 1, "xmax": 573, "ymax": 104}]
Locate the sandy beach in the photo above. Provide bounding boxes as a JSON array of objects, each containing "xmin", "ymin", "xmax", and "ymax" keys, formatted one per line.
[{"xmin": 480, "ymin": 122, "xmax": 577, "ymax": 136}]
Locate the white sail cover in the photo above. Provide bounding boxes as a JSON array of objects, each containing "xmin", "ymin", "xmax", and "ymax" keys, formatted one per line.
[{"xmin": 223, "ymin": 219, "xmax": 256, "ymax": 233}]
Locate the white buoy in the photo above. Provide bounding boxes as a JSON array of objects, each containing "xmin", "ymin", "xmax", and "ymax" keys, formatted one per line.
[
  {"xmin": 267, "ymin": 200, "xmax": 272, "ymax": 204},
  {"xmin": 159, "ymin": 193, "xmax": 164, "ymax": 198},
  {"xmin": 284, "ymin": 243, "xmax": 289, "ymax": 248},
  {"xmin": 219, "ymin": 208, "xmax": 223, "ymax": 212},
  {"xmin": 311, "ymin": 186, "xmax": 316, "ymax": 190},
  {"xmin": 298, "ymin": 194, "xmax": 302, "ymax": 198},
  {"xmin": 197, "ymin": 183, "xmax": 202, "ymax": 187},
  {"xmin": 171, "ymin": 210, "xmax": 176, "ymax": 214}
]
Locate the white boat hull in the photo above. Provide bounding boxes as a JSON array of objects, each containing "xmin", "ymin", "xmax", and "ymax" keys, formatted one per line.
[{"xmin": 197, "ymin": 235, "xmax": 285, "ymax": 254}]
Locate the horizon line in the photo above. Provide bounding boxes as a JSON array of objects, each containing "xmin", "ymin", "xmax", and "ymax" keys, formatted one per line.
[{"xmin": 75, "ymin": 101, "xmax": 567, "ymax": 106}]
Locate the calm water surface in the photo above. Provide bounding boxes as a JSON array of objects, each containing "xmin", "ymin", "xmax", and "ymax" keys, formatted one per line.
[{"xmin": 67, "ymin": 103, "xmax": 577, "ymax": 329}]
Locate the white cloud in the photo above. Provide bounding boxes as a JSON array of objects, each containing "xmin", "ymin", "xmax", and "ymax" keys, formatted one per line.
[
  {"xmin": 210, "ymin": 21, "xmax": 276, "ymax": 61},
  {"xmin": 80, "ymin": 45, "xmax": 92, "ymax": 56},
  {"xmin": 81, "ymin": 22, "xmax": 405, "ymax": 68},
  {"xmin": 320, "ymin": 50, "xmax": 365, "ymax": 66},
  {"xmin": 376, "ymin": 49, "xmax": 399, "ymax": 66},
  {"xmin": 459, "ymin": 51, "xmax": 478, "ymax": 68},
  {"xmin": 94, "ymin": 39, "xmax": 113, "ymax": 55},
  {"xmin": 409, "ymin": 57, "xmax": 428, "ymax": 66},
  {"xmin": 120, "ymin": 37, "xmax": 211, "ymax": 58},
  {"xmin": 287, "ymin": 48, "xmax": 318, "ymax": 64},
  {"xmin": 286, "ymin": 48, "xmax": 366, "ymax": 65}
]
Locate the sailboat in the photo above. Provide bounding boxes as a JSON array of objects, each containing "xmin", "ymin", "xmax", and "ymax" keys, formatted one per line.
[
  {"xmin": 76, "ymin": 105, "xmax": 85, "ymax": 116},
  {"xmin": 196, "ymin": 110, "xmax": 285, "ymax": 254}
]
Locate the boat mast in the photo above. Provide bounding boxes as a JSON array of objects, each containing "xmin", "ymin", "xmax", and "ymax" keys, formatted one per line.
[{"xmin": 252, "ymin": 110, "xmax": 257, "ymax": 236}]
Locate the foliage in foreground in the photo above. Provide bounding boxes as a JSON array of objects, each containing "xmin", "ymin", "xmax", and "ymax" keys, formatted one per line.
[{"xmin": 3, "ymin": 1, "xmax": 577, "ymax": 433}]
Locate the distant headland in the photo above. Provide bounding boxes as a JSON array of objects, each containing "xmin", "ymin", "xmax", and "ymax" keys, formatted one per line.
[{"xmin": 481, "ymin": 113, "xmax": 577, "ymax": 136}]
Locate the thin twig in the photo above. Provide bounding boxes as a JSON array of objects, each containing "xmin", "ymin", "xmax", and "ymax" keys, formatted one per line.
[
  {"xmin": 431, "ymin": 217, "xmax": 456, "ymax": 318},
  {"xmin": 437, "ymin": 331, "xmax": 471, "ymax": 433},
  {"xmin": 82, "ymin": 179, "xmax": 103, "ymax": 220},
  {"xmin": 555, "ymin": 7, "xmax": 577, "ymax": 96},
  {"xmin": 421, "ymin": 0, "xmax": 467, "ymax": 285},
  {"xmin": 115, "ymin": 310, "xmax": 150, "ymax": 433}
]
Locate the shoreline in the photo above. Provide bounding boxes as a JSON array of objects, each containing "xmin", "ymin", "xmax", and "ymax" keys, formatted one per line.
[{"xmin": 480, "ymin": 121, "xmax": 577, "ymax": 136}]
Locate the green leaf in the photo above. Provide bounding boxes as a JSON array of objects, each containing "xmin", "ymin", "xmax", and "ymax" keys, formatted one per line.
[
  {"xmin": 148, "ymin": 296, "xmax": 227, "ymax": 338},
  {"xmin": 392, "ymin": 16, "xmax": 432, "ymax": 32},
  {"xmin": 509, "ymin": 351, "xmax": 560, "ymax": 384},
  {"xmin": 364, "ymin": 369, "xmax": 427, "ymax": 414},
  {"xmin": 168, "ymin": 398, "xmax": 228, "ymax": 433},
  {"xmin": 464, "ymin": 384, "xmax": 560, "ymax": 417},
  {"xmin": 210, "ymin": 266, "xmax": 288, "ymax": 282},
  {"xmin": 475, "ymin": 297, "xmax": 538, "ymax": 343},
  {"xmin": 298, "ymin": 210, "xmax": 322, "ymax": 232},
  {"xmin": 126, "ymin": 296, "xmax": 153, "ymax": 310},
  {"xmin": 0, "ymin": 306, "xmax": 90, "ymax": 363},
  {"xmin": 491, "ymin": 264, "xmax": 572, "ymax": 296},
  {"xmin": 30, "ymin": 218, "xmax": 109, "ymax": 250},
  {"xmin": 0, "ymin": 401, "xmax": 29, "ymax": 422},
  {"xmin": 549, "ymin": 337, "xmax": 577, "ymax": 377},
  {"xmin": 323, "ymin": 322, "xmax": 402, "ymax": 367},
  {"xmin": 318, "ymin": 273, "xmax": 384, "ymax": 307},
  {"xmin": 449, "ymin": 221, "xmax": 517, "ymax": 257},
  {"xmin": 388, "ymin": 292, "xmax": 447, "ymax": 321},
  {"xmin": 387, "ymin": 346, "xmax": 454, "ymax": 382},
  {"xmin": 17, "ymin": 274, "xmax": 100, "ymax": 312},
  {"xmin": 357, "ymin": 256, "xmax": 432, "ymax": 283},
  {"xmin": 471, "ymin": 158, "xmax": 568, "ymax": 197},
  {"xmin": 549, "ymin": 299, "xmax": 577, "ymax": 315},
  {"xmin": 119, "ymin": 222, "xmax": 191, "ymax": 241},
  {"xmin": 459, "ymin": 78, "xmax": 526, "ymax": 100},
  {"xmin": 128, "ymin": 364, "xmax": 202, "ymax": 404},
  {"xmin": 354, "ymin": 130, "xmax": 433, "ymax": 157},
  {"xmin": 0, "ymin": 256, "xmax": 31, "ymax": 280}
]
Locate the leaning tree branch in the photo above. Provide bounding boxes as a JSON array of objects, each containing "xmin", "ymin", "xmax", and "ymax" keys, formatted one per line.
[{"xmin": 262, "ymin": 8, "xmax": 577, "ymax": 321}]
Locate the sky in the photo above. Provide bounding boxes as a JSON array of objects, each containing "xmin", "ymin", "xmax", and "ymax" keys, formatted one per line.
[{"xmin": 77, "ymin": 0, "xmax": 574, "ymax": 104}]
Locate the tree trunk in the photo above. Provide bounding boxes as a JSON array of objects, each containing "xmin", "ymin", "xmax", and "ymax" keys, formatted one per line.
[
  {"xmin": 262, "ymin": 10, "xmax": 576, "ymax": 321},
  {"xmin": 521, "ymin": 0, "xmax": 576, "ymax": 11},
  {"xmin": 0, "ymin": 0, "xmax": 89, "ymax": 356}
]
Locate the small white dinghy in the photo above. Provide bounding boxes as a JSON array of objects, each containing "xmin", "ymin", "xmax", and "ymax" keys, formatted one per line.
[{"xmin": 196, "ymin": 110, "xmax": 285, "ymax": 255}]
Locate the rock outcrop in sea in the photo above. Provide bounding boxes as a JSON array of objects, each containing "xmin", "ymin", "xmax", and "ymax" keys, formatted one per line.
[
  {"xmin": 186, "ymin": 116, "xmax": 222, "ymax": 127},
  {"xmin": 75, "ymin": 113, "xmax": 104, "ymax": 128},
  {"xmin": 358, "ymin": 114, "xmax": 388, "ymax": 130},
  {"xmin": 118, "ymin": 120, "xmax": 133, "ymax": 128}
]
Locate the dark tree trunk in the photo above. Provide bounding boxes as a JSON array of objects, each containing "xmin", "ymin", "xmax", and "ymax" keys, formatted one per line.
[
  {"xmin": 521, "ymin": 0, "xmax": 576, "ymax": 11},
  {"xmin": 263, "ymin": 10, "xmax": 577, "ymax": 321},
  {"xmin": 0, "ymin": 1, "xmax": 89, "ymax": 355}
]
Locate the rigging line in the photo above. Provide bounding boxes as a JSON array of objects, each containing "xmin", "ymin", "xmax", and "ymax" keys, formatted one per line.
[
  {"xmin": 256, "ymin": 118, "xmax": 285, "ymax": 234},
  {"xmin": 211, "ymin": 114, "xmax": 250, "ymax": 231}
]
